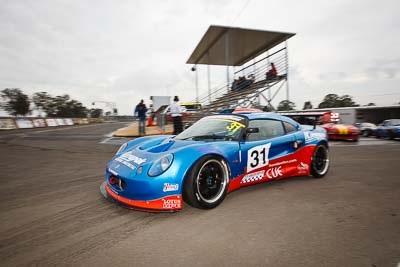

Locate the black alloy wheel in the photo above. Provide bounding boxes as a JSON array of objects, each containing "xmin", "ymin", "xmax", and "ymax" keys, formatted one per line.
[
  {"xmin": 183, "ymin": 156, "xmax": 229, "ymax": 209},
  {"xmin": 311, "ymin": 144, "xmax": 330, "ymax": 178}
]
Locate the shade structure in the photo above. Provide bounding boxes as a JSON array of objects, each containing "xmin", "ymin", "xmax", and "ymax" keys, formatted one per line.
[{"xmin": 186, "ymin": 25, "xmax": 295, "ymax": 66}]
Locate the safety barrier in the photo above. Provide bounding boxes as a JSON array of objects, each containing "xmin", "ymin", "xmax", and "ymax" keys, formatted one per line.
[{"xmin": 0, "ymin": 117, "xmax": 106, "ymax": 130}]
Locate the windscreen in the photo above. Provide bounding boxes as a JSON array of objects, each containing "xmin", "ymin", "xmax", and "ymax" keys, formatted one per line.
[{"xmin": 175, "ymin": 115, "xmax": 247, "ymax": 141}]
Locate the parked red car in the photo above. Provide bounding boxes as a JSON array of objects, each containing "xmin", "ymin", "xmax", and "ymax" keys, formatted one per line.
[{"xmin": 280, "ymin": 111, "xmax": 360, "ymax": 141}]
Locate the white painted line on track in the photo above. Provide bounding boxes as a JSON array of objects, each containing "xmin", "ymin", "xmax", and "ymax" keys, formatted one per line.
[
  {"xmin": 100, "ymin": 123, "xmax": 133, "ymax": 144},
  {"xmin": 329, "ymin": 138, "xmax": 399, "ymax": 147},
  {"xmin": 0, "ymin": 123, "xmax": 107, "ymax": 139}
]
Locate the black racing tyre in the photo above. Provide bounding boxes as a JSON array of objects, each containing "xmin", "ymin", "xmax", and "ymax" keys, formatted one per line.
[
  {"xmin": 310, "ymin": 144, "xmax": 330, "ymax": 178},
  {"xmin": 183, "ymin": 156, "xmax": 229, "ymax": 209},
  {"xmin": 389, "ymin": 131, "xmax": 395, "ymax": 140},
  {"xmin": 362, "ymin": 130, "xmax": 367, "ymax": 137},
  {"xmin": 362, "ymin": 130, "xmax": 370, "ymax": 137}
]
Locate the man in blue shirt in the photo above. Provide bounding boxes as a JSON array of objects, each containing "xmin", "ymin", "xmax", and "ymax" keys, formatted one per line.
[{"xmin": 135, "ymin": 99, "xmax": 147, "ymax": 135}]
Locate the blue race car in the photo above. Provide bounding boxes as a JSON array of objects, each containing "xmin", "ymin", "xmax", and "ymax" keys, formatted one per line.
[
  {"xmin": 375, "ymin": 119, "xmax": 400, "ymax": 139},
  {"xmin": 100, "ymin": 113, "xmax": 329, "ymax": 211}
]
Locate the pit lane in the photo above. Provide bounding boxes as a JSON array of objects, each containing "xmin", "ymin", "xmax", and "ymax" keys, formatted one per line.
[{"xmin": 0, "ymin": 123, "xmax": 399, "ymax": 267}]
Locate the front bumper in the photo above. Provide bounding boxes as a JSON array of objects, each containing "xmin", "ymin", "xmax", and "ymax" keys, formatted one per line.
[{"xmin": 100, "ymin": 181, "xmax": 182, "ymax": 212}]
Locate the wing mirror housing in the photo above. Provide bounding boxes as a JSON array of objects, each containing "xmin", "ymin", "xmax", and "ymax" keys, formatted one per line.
[
  {"xmin": 246, "ymin": 127, "xmax": 259, "ymax": 134},
  {"xmin": 241, "ymin": 127, "xmax": 259, "ymax": 141}
]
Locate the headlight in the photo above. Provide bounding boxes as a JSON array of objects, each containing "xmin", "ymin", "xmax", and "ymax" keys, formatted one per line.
[
  {"xmin": 116, "ymin": 142, "xmax": 128, "ymax": 155},
  {"xmin": 148, "ymin": 154, "xmax": 174, "ymax": 177}
]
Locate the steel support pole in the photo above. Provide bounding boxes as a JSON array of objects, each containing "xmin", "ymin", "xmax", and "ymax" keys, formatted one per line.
[
  {"xmin": 225, "ymin": 32, "xmax": 230, "ymax": 106},
  {"xmin": 267, "ymin": 50, "xmax": 271, "ymax": 103},
  {"xmin": 207, "ymin": 62, "xmax": 211, "ymax": 104},
  {"xmin": 285, "ymin": 41, "xmax": 289, "ymax": 101},
  {"xmin": 195, "ymin": 65, "xmax": 199, "ymax": 103}
]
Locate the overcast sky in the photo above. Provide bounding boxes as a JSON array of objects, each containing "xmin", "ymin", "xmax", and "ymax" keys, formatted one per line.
[{"xmin": 1, "ymin": 0, "xmax": 399, "ymax": 115}]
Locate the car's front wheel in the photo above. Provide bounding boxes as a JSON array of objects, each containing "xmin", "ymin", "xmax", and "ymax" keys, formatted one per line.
[
  {"xmin": 183, "ymin": 156, "xmax": 229, "ymax": 209},
  {"xmin": 311, "ymin": 144, "xmax": 330, "ymax": 178},
  {"xmin": 389, "ymin": 130, "xmax": 396, "ymax": 140}
]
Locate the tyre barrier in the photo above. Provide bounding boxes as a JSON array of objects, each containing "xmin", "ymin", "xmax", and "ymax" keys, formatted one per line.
[{"xmin": 0, "ymin": 117, "xmax": 105, "ymax": 130}]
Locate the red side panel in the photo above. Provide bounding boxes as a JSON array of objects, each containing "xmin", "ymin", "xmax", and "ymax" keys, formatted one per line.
[{"xmin": 228, "ymin": 145, "xmax": 316, "ymax": 193}]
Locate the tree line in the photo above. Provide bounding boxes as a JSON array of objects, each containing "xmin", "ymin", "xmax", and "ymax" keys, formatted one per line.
[
  {"xmin": 275, "ymin": 93, "xmax": 365, "ymax": 111},
  {"xmin": 1, "ymin": 88, "xmax": 373, "ymax": 116},
  {"xmin": 0, "ymin": 88, "xmax": 103, "ymax": 117}
]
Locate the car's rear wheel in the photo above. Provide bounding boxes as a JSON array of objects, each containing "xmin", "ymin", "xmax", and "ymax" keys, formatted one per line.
[
  {"xmin": 183, "ymin": 156, "xmax": 229, "ymax": 209},
  {"xmin": 311, "ymin": 144, "xmax": 330, "ymax": 178}
]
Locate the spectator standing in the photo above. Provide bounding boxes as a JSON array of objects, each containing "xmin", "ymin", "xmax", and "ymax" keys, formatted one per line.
[
  {"xmin": 170, "ymin": 96, "xmax": 185, "ymax": 135},
  {"xmin": 135, "ymin": 99, "xmax": 148, "ymax": 135}
]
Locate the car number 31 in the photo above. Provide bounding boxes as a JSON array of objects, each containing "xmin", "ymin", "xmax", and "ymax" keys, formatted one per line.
[{"xmin": 247, "ymin": 143, "xmax": 271, "ymax": 172}]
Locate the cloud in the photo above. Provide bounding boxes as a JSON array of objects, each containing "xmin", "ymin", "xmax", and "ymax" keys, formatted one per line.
[
  {"xmin": 365, "ymin": 58, "xmax": 400, "ymax": 79},
  {"xmin": 1, "ymin": 0, "xmax": 400, "ymax": 115}
]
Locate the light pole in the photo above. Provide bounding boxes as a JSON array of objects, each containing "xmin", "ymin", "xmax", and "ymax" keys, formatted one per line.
[
  {"xmin": 191, "ymin": 65, "xmax": 199, "ymax": 103},
  {"xmin": 91, "ymin": 101, "xmax": 117, "ymax": 116}
]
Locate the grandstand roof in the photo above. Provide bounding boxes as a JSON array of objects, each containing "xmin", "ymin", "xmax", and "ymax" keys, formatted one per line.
[{"xmin": 186, "ymin": 25, "xmax": 295, "ymax": 66}]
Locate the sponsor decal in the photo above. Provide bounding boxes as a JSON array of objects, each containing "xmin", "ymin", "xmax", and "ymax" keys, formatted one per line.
[
  {"xmin": 240, "ymin": 170, "xmax": 265, "ymax": 184},
  {"xmin": 226, "ymin": 120, "xmax": 246, "ymax": 133},
  {"xmin": 64, "ymin": 118, "xmax": 74, "ymax": 125},
  {"xmin": 162, "ymin": 198, "xmax": 181, "ymax": 209},
  {"xmin": 56, "ymin": 118, "xmax": 66, "ymax": 126},
  {"xmin": 269, "ymin": 159, "xmax": 297, "ymax": 167},
  {"xmin": 163, "ymin": 183, "xmax": 179, "ymax": 192},
  {"xmin": 0, "ymin": 119, "xmax": 16, "ymax": 130},
  {"xmin": 108, "ymin": 168, "xmax": 119, "ymax": 176},
  {"xmin": 15, "ymin": 119, "xmax": 34, "ymax": 129},
  {"xmin": 304, "ymin": 131, "xmax": 326, "ymax": 144},
  {"xmin": 297, "ymin": 162, "xmax": 309, "ymax": 172},
  {"xmin": 266, "ymin": 166, "xmax": 283, "ymax": 179},
  {"xmin": 32, "ymin": 119, "xmax": 46, "ymax": 128},
  {"xmin": 247, "ymin": 143, "xmax": 271, "ymax": 172},
  {"xmin": 46, "ymin": 119, "xmax": 58, "ymax": 127},
  {"xmin": 119, "ymin": 152, "xmax": 147, "ymax": 165},
  {"xmin": 115, "ymin": 158, "xmax": 136, "ymax": 170},
  {"xmin": 330, "ymin": 112, "xmax": 340, "ymax": 122}
]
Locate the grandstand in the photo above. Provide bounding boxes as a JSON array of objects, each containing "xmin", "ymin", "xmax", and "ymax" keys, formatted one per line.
[{"xmin": 184, "ymin": 25, "xmax": 295, "ymax": 123}]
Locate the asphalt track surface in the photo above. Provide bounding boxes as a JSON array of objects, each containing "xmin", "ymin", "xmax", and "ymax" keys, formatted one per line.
[{"xmin": 0, "ymin": 123, "xmax": 399, "ymax": 267}]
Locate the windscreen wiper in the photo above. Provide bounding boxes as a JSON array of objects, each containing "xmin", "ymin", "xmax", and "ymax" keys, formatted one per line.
[{"xmin": 179, "ymin": 134, "xmax": 226, "ymax": 140}]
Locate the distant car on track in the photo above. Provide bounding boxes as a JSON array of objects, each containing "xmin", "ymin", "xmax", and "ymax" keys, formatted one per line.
[
  {"xmin": 101, "ymin": 112, "xmax": 330, "ymax": 212},
  {"xmin": 354, "ymin": 122, "xmax": 377, "ymax": 137},
  {"xmin": 280, "ymin": 111, "xmax": 360, "ymax": 141},
  {"xmin": 375, "ymin": 119, "xmax": 400, "ymax": 139},
  {"xmin": 321, "ymin": 123, "xmax": 360, "ymax": 141}
]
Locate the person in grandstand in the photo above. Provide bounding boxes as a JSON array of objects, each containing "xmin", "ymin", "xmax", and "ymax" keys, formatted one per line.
[{"xmin": 266, "ymin": 62, "xmax": 277, "ymax": 80}]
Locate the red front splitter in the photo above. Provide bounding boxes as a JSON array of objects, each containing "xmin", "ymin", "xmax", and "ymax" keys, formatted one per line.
[{"xmin": 100, "ymin": 181, "xmax": 182, "ymax": 212}]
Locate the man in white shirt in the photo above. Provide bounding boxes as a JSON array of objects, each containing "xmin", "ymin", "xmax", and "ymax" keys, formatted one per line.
[{"xmin": 170, "ymin": 96, "xmax": 185, "ymax": 135}]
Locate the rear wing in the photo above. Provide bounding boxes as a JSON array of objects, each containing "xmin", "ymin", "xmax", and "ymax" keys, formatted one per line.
[{"xmin": 279, "ymin": 111, "xmax": 340, "ymax": 128}]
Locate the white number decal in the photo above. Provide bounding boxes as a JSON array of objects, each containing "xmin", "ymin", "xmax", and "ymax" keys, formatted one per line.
[{"xmin": 247, "ymin": 143, "xmax": 271, "ymax": 172}]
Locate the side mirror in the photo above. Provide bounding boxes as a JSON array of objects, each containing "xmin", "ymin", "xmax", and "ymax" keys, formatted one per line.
[{"xmin": 246, "ymin": 127, "xmax": 259, "ymax": 134}]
